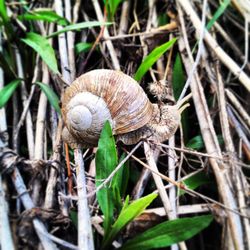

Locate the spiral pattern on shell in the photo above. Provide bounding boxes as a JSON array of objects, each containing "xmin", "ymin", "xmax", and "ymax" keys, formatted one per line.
[{"xmin": 61, "ymin": 69, "xmax": 154, "ymax": 146}]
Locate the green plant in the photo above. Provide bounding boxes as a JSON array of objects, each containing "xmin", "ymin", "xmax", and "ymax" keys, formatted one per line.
[
  {"xmin": 104, "ymin": 0, "xmax": 124, "ymax": 21},
  {"xmin": 134, "ymin": 38, "xmax": 177, "ymax": 82},
  {"xmin": 95, "ymin": 122, "xmax": 213, "ymax": 249}
]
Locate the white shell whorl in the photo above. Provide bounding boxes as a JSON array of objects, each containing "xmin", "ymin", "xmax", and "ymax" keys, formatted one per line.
[
  {"xmin": 67, "ymin": 105, "xmax": 92, "ymax": 130},
  {"xmin": 66, "ymin": 92, "xmax": 113, "ymax": 144}
]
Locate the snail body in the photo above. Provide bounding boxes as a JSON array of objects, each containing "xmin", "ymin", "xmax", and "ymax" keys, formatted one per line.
[{"xmin": 62, "ymin": 69, "xmax": 182, "ymax": 148}]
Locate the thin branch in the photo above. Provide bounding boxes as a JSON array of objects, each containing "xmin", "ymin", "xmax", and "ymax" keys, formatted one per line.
[
  {"xmin": 15, "ymin": 47, "xmax": 35, "ymax": 159},
  {"xmin": 227, "ymin": 106, "xmax": 250, "ymax": 153},
  {"xmin": 91, "ymin": 0, "xmax": 121, "ymax": 70},
  {"xmin": 145, "ymin": 203, "xmax": 210, "ymax": 216},
  {"xmin": 74, "ymin": 148, "xmax": 94, "ymax": 250},
  {"xmin": 65, "ymin": 0, "xmax": 76, "ymax": 80},
  {"xmin": 54, "ymin": 0, "xmax": 71, "ymax": 84},
  {"xmin": 129, "ymin": 149, "xmax": 249, "ymax": 218},
  {"xmin": 177, "ymin": 0, "xmax": 250, "ymax": 92},
  {"xmin": 0, "ymin": 149, "xmax": 58, "ymax": 249},
  {"xmin": 178, "ymin": 0, "xmax": 208, "ymax": 101},
  {"xmin": 177, "ymin": 3, "xmax": 245, "ymax": 248},
  {"xmin": 0, "ymin": 176, "xmax": 15, "ymax": 250},
  {"xmin": 226, "ymin": 89, "xmax": 250, "ymax": 129},
  {"xmin": 44, "ymin": 118, "xmax": 63, "ymax": 209},
  {"xmin": 144, "ymin": 142, "xmax": 175, "ymax": 218}
]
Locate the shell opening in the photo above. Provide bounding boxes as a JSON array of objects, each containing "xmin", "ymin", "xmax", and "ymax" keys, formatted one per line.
[{"xmin": 67, "ymin": 105, "xmax": 92, "ymax": 131}]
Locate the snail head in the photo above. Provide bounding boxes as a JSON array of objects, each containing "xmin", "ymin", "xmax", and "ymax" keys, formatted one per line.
[{"xmin": 149, "ymin": 93, "xmax": 192, "ymax": 142}]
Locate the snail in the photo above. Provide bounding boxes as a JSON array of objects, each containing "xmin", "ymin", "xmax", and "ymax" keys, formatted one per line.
[{"xmin": 61, "ymin": 69, "xmax": 189, "ymax": 148}]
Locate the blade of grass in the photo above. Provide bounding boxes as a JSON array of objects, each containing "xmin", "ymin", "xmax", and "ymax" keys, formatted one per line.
[
  {"xmin": 21, "ymin": 32, "xmax": 59, "ymax": 74},
  {"xmin": 191, "ymin": 0, "xmax": 230, "ymax": 54},
  {"xmin": 35, "ymin": 82, "xmax": 61, "ymax": 114},
  {"xmin": 121, "ymin": 215, "xmax": 213, "ymax": 250},
  {"xmin": 0, "ymin": 79, "xmax": 21, "ymax": 108},
  {"xmin": 0, "ymin": 0, "xmax": 13, "ymax": 37},
  {"xmin": 178, "ymin": 171, "xmax": 212, "ymax": 196},
  {"xmin": 134, "ymin": 38, "xmax": 177, "ymax": 82},
  {"xmin": 102, "ymin": 193, "xmax": 157, "ymax": 250},
  {"xmin": 95, "ymin": 121, "xmax": 118, "ymax": 233},
  {"xmin": 75, "ymin": 42, "xmax": 93, "ymax": 54},
  {"xmin": 173, "ymin": 53, "xmax": 185, "ymax": 100},
  {"xmin": 0, "ymin": 0, "xmax": 9, "ymax": 24},
  {"xmin": 47, "ymin": 21, "xmax": 112, "ymax": 38},
  {"xmin": 0, "ymin": 51, "xmax": 16, "ymax": 78},
  {"xmin": 206, "ymin": 0, "xmax": 230, "ymax": 30},
  {"xmin": 18, "ymin": 9, "xmax": 69, "ymax": 26},
  {"xmin": 186, "ymin": 135, "xmax": 224, "ymax": 150},
  {"xmin": 172, "ymin": 53, "xmax": 189, "ymax": 141},
  {"xmin": 104, "ymin": 0, "xmax": 123, "ymax": 20}
]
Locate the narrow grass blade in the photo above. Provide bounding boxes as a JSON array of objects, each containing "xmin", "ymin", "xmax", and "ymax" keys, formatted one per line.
[
  {"xmin": 18, "ymin": 9, "xmax": 69, "ymax": 26},
  {"xmin": 0, "ymin": 79, "xmax": 21, "ymax": 108},
  {"xmin": 134, "ymin": 38, "xmax": 177, "ymax": 82},
  {"xmin": 0, "ymin": 0, "xmax": 9, "ymax": 24},
  {"xmin": 121, "ymin": 215, "xmax": 213, "ymax": 250},
  {"xmin": 186, "ymin": 135, "xmax": 224, "ymax": 150},
  {"xmin": 173, "ymin": 53, "xmax": 185, "ymax": 100},
  {"xmin": 47, "ymin": 21, "xmax": 112, "ymax": 38},
  {"xmin": 172, "ymin": 53, "xmax": 189, "ymax": 141},
  {"xmin": 206, "ymin": 0, "xmax": 230, "ymax": 30},
  {"xmin": 35, "ymin": 82, "xmax": 61, "ymax": 114},
  {"xmin": 102, "ymin": 193, "xmax": 157, "ymax": 249},
  {"xmin": 75, "ymin": 42, "xmax": 93, "ymax": 54},
  {"xmin": 21, "ymin": 32, "xmax": 59, "ymax": 74},
  {"xmin": 178, "ymin": 171, "xmax": 211, "ymax": 196},
  {"xmin": 96, "ymin": 121, "xmax": 118, "ymax": 233},
  {"xmin": 104, "ymin": 0, "xmax": 123, "ymax": 20}
]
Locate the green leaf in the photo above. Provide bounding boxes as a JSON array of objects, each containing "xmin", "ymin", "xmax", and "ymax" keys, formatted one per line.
[
  {"xmin": 186, "ymin": 135, "xmax": 224, "ymax": 150},
  {"xmin": 110, "ymin": 154, "xmax": 129, "ymax": 212},
  {"xmin": 173, "ymin": 53, "xmax": 185, "ymax": 101},
  {"xmin": 0, "ymin": 0, "xmax": 13, "ymax": 37},
  {"xmin": 104, "ymin": 0, "xmax": 123, "ymax": 20},
  {"xmin": 117, "ymin": 154, "xmax": 129, "ymax": 198},
  {"xmin": 122, "ymin": 195, "xmax": 130, "ymax": 212},
  {"xmin": 157, "ymin": 12, "xmax": 169, "ymax": 27},
  {"xmin": 191, "ymin": 0, "xmax": 230, "ymax": 54},
  {"xmin": 47, "ymin": 21, "xmax": 112, "ymax": 38},
  {"xmin": 69, "ymin": 210, "xmax": 78, "ymax": 228},
  {"xmin": 18, "ymin": 9, "xmax": 69, "ymax": 26},
  {"xmin": 0, "ymin": 0, "xmax": 9, "ymax": 24},
  {"xmin": 186, "ymin": 135, "xmax": 205, "ymax": 150},
  {"xmin": 102, "ymin": 193, "xmax": 157, "ymax": 249},
  {"xmin": 112, "ymin": 185, "xmax": 123, "ymax": 212},
  {"xmin": 178, "ymin": 171, "xmax": 211, "ymax": 196},
  {"xmin": 172, "ymin": 53, "xmax": 189, "ymax": 141},
  {"xmin": 75, "ymin": 42, "xmax": 93, "ymax": 54},
  {"xmin": 96, "ymin": 121, "xmax": 118, "ymax": 233},
  {"xmin": 112, "ymin": 153, "xmax": 129, "ymax": 199},
  {"xmin": 121, "ymin": 215, "xmax": 213, "ymax": 250},
  {"xmin": 35, "ymin": 82, "xmax": 61, "ymax": 114},
  {"xmin": 134, "ymin": 38, "xmax": 177, "ymax": 82},
  {"xmin": 206, "ymin": 0, "xmax": 230, "ymax": 30},
  {"xmin": 0, "ymin": 79, "xmax": 21, "ymax": 108},
  {"xmin": 21, "ymin": 32, "xmax": 59, "ymax": 74},
  {"xmin": 0, "ymin": 51, "xmax": 16, "ymax": 78}
]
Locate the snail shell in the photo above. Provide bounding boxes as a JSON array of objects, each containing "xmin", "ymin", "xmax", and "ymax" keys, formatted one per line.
[{"xmin": 61, "ymin": 69, "xmax": 154, "ymax": 147}]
